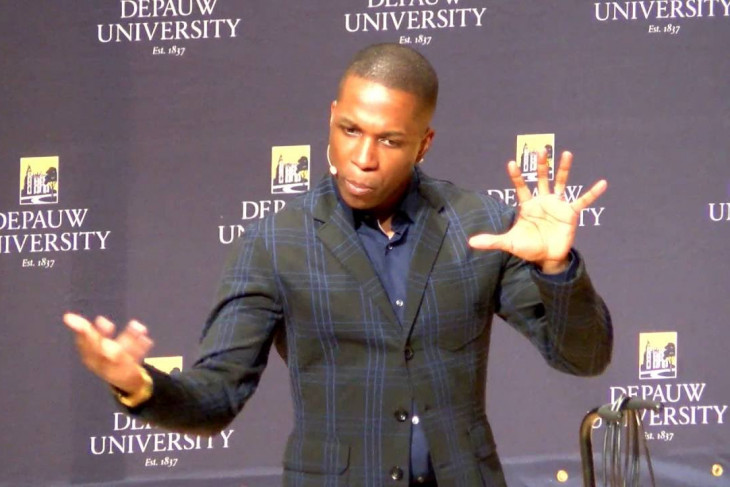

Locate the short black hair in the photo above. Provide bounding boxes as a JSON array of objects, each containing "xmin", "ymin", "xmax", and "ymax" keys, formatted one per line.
[{"xmin": 339, "ymin": 43, "xmax": 439, "ymax": 115}]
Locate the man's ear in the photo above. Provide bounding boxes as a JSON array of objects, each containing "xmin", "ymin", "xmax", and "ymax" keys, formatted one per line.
[
  {"xmin": 330, "ymin": 100, "xmax": 337, "ymax": 125},
  {"xmin": 416, "ymin": 128, "xmax": 435, "ymax": 163}
]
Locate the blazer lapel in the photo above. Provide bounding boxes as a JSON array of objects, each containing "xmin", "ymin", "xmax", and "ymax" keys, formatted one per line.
[
  {"xmin": 402, "ymin": 176, "xmax": 449, "ymax": 335},
  {"xmin": 313, "ymin": 178, "xmax": 401, "ymax": 328}
]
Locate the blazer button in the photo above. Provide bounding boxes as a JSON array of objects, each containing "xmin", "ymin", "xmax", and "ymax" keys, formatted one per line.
[
  {"xmin": 404, "ymin": 346, "xmax": 414, "ymax": 361},
  {"xmin": 394, "ymin": 408, "xmax": 409, "ymax": 422},
  {"xmin": 390, "ymin": 466, "xmax": 404, "ymax": 481}
]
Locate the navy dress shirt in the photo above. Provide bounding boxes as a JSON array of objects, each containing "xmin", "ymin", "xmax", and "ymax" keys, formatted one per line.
[{"xmin": 339, "ymin": 174, "xmax": 435, "ymax": 482}]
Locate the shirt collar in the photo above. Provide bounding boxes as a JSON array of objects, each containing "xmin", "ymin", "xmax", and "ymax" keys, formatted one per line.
[{"xmin": 335, "ymin": 170, "xmax": 423, "ymax": 229}]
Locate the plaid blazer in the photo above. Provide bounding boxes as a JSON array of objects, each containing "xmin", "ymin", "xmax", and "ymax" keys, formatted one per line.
[{"xmin": 137, "ymin": 170, "xmax": 612, "ymax": 487}]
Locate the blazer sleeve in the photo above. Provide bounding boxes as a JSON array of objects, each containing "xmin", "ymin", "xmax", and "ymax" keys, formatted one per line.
[
  {"xmin": 494, "ymin": 207, "xmax": 613, "ymax": 376},
  {"xmin": 126, "ymin": 222, "xmax": 284, "ymax": 435}
]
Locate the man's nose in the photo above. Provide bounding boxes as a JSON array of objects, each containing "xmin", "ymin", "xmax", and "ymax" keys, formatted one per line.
[{"xmin": 351, "ymin": 137, "xmax": 378, "ymax": 170}]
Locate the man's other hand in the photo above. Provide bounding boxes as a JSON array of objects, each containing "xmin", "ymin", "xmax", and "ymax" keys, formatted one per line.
[{"xmin": 63, "ymin": 313, "xmax": 154, "ymax": 395}]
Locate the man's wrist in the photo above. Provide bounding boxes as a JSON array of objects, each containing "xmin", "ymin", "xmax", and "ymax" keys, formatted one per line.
[
  {"xmin": 539, "ymin": 259, "xmax": 570, "ymax": 275},
  {"xmin": 113, "ymin": 365, "xmax": 153, "ymax": 408}
]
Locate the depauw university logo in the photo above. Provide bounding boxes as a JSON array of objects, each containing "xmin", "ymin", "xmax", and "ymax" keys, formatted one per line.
[
  {"xmin": 271, "ymin": 145, "xmax": 310, "ymax": 194},
  {"xmin": 639, "ymin": 331, "xmax": 677, "ymax": 380},
  {"xmin": 145, "ymin": 356, "xmax": 184, "ymax": 374},
  {"xmin": 20, "ymin": 156, "xmax": 59, "ymax": 205},
  {"xmin": 516, "ymin": 134, "xmax": 554, "ymax": 182}
]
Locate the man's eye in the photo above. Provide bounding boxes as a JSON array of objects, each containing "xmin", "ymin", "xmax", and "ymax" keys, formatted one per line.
[
  {"xmin": 343, "ymin": 127, "xmax": 359, "ymax": 136},
  {"xmin": 380, "ymin": 138, "xmax": 401, "ymax": 148}
]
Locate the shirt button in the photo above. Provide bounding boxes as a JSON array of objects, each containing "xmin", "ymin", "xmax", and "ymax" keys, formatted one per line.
[
  {"xmin": 394, "ymin": 409, "xmax": 409, "ymax": 422},
  {"xmin": 387, "ymin": 244, "xmax": 393, "ymax": 250},
  {"xmin": 411, "ymin": 415, "xmax": 420, "ymax": 425},
  {"xmin": 390, "ymin": 466, "xmax": 404, "ymax": 481},
  {"xmin": 404, "ymin": 346, "xmax": 414, "ymax": 361},
  {"xmin": 395, "ymin": 299, "xmax": 404, "ymax": 307},
  {"xmin": 416, "ymin": 476, "xmax": 426, "ymax": 483}
]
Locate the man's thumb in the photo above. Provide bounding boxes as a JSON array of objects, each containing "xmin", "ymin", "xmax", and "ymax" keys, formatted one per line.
[{"xmin": 468, "ymin": 233, "xmax": 506, "ymax": 251}]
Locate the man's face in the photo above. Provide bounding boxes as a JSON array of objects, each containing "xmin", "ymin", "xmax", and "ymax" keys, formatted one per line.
[{"xmin": 328, "ymin": 75, "xmax": 434, "ymax": 216}]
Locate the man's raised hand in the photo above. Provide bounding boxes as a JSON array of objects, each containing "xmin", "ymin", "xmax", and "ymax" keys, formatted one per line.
[
  {"xmin": 63, "ymin": 313, "xmax": 154, "ymax": 394},
  {"xmin": 468, "ymin": 150, "xmax": 607, "ymax": 274}
]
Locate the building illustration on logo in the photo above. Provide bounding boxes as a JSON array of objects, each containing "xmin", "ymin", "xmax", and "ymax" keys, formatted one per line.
[
  {"xmin": 19, "ymin": 156, "xmax": 59, "ymax": 205},
  {"xmin": 516, "ymin": 134, "xmax": 554, "ymax": 182},
  {"xmin": 271, "ymin": 145, "xmax": 310, "ymax": 194},
  {"xmin": 639, "ymin": 331, "xmax": 677, "ymax": 380}
]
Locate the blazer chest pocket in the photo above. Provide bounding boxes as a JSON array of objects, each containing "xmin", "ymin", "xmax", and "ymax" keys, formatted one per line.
[
  {"xmin": 283, "ymin": 435, "xmax": 350, "ymax": 486},
  {"xmin": 437, "ymin": 308, "xmax": 488, "ymax": 351},
  {"xmin": 430, "ymin": 259, "xmax": 493, "ymax": 351}
]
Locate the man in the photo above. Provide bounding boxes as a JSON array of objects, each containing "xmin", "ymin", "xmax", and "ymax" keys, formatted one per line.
[{"xmin": 65, "ymin": 43, "xmax": 612, "ymax": 486}]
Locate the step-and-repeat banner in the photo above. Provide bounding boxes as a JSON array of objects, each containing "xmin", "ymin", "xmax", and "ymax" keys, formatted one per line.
[{"xmin": 1, "ymin": 1, "xmax": 728, "ymax": 486}]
